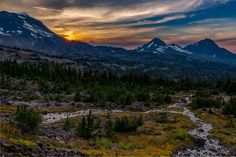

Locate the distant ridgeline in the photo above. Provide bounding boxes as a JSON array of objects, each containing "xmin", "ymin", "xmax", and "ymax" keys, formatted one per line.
[
  {"xmin": 1, "ymin": 44, "xmax": 236, "ymax": 81},
  {"xmin": 1, "ymin": 60, "xmax": 235, "ymax": 98},
  {"xmin": 0, "ymin": 11, "xmax": 236, "ymax": 80}
]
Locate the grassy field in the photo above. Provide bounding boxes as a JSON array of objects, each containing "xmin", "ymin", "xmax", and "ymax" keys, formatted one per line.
[{"xmin": 44, "ymin": 112, "xmax": 194, "ymax": 156}]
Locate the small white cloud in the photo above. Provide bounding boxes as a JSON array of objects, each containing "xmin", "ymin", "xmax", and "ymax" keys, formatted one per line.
[
  {"xmin": 136, "ymin": 14, "xmax": 186, "ymax": 26},
  {"xmin": 189, "ymin": 18, "xmax": 228, "ymax": 24}
]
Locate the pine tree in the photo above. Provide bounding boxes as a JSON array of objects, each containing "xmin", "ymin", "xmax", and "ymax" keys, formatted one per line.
[
  {"xmin": 106, "ymin": 114, "xmax": 114, "ymax": 138},
  {"xmin": 76, "ymin": 110, "xmax": 94, "ymax": 138},
  {"xmin": 77, "ymin": 116, "xmax": 87, "ymax": 138},
  {"xmin": 63, "ymin": 117, "xmax": 72, "ymax": 131},
  {"xmin": 86, "ymin": 110, "xmax": 94, "ymax": 138}
]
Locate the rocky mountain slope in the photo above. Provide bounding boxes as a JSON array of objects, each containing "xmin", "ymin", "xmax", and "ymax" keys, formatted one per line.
[
  {"xmin": 0, "ymin": 10, "xmax": 236, "ymax": 79},
  {"xmin": 185, "ymin": 38, "xmax": 236, "ymax": 65}
]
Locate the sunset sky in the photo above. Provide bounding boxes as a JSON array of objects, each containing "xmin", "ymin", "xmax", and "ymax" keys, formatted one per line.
[{"xmin": 1, "ymin": 0, "xmax": 236, "ymax": 52}]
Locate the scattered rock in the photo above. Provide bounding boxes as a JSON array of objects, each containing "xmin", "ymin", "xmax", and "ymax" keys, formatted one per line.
[{"xmin": 0, "ymin": 139, "xmax": 86, "ymax": 156}]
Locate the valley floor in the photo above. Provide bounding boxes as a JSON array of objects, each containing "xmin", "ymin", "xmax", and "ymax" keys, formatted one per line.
[{"xmin": 1, "ymin": 91, "xmax": 235, "ymax": 156}]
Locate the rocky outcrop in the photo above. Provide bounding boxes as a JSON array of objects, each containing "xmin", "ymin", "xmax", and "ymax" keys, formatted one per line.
[{"xmin": 0, "ymin": 139, "xmax": 86, "ymax": 157}]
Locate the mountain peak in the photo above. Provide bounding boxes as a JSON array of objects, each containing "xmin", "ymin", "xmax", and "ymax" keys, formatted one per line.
[
  {"xmin": 193, "ymin": 38, "xmax": 218, "ymax": 48},
  {"xmin": 201, "ymin": 38, "xmax": 214, "ymax": 42},
  {"xmin": 136, "ymin": 38, "xmax": 193, "ymax": 54},
  {"xmin": 185, "ymin": 38, "xmax": 236, "ymax": 63},
  {"xmin": 18, "ymin": 12, "xmax": 29, "ymax": 17},
  {"xmin": 136, "ymin": 38, "xmax": 167, "ymax": 53},
  {"xmin": 150, "ymin": 38, "xmax": 166, "ymax": 46},
  {"xmin": 0, "ymin": 10, "xmax": 55, "ymax": 38}
]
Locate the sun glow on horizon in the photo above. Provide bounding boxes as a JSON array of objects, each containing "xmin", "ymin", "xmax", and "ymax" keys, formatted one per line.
[
  {"xmin": 4, "ymin": 0, "xmax": 233, "ymax": 51},
  {"xmin": 58, "ymin": 30, "xmax": 88, "ymax": 42}
]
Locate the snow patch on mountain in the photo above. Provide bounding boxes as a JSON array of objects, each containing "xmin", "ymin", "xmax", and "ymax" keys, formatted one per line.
[
  {"xmin": 140, "ymin": 48, "xmax": 145, "ymax": 52},
  {"xmin": 137, "ymin": 39, "xmax": 192, "ymax": 55},
  {"xmin": 156, "ymin": 46, "xmax": 167, "ymax": 53},
  {"xmin": 148, "ymin": 42, "xmax": 154, "ymax": 48},
  {"xmin": 22, "ymin": 20, "xmax": 53, "ymax": 38},
  {"xmin": 30, "ymin": 33, "xmax": 38, "ymax": 39},
  {"xmin": 17, "ymin": 30, "xmax": 22, "ymax": 35},
  {"xmin": 169, "ymin": 44, "xmax": 192, "ymax": 54},
  {"xmin": 0, "ymin": 31, "xmax": 10, "ymax": 36},
  {"xmin": 18, "ymin": 15, "xmax": 27, "ymax": 20},
  {"xmin": 0, "ymin": 27, "xmax": 11, "ymax": 36}
]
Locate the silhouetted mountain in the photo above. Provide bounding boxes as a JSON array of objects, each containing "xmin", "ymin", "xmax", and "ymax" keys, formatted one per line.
[
  {"xmin": 0, "ymin": 11, "xmax": 123, "ymax": 58},
  {"xmin": 0, "ymin": 10, "xmax": 236, "ymax": 79},
  {"xmin": 185, "ymin": 38, "xmax": 236, "ymax": 65},
  {"xmin": 0, "ymin": 11, "xmax": 96, "ymax": 56}
]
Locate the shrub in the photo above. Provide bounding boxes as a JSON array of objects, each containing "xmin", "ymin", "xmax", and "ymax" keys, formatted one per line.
[
  {"xmin": 105, "ymin": 116, "xmax": 114, "ymax": 138},
  {"xmin": 137, "ymin": 115, "xmax": 144, "ymax": 126},
  {"xmin": 116, "ymin": 93, "xmax": 134, "ymax": 106},
  {"xmin": 152, "ymin": 94, "xmax": 171, "ymax": 104},
  {"xmin": 38, "ymin": 80, "xmax": 49, "ymax": 93},
  {"xmin": 172, "ymin": 130, "xmax": 187, "ymax": 141},
  {"xmin": 63, "ymin": 117, "xmax": 74, "ymax": 131},
  {"xmin": 15, "ymin": 80, "xmax": 27, "ymax": 90},
  {"xmin": 164, "ymin": 94, "xmax": 171, "ymax": 103},
  {"xmin": 225, "ymin": 119, "xmax": 235, "ymax": 128},
  {"xmin": 156, "ymin": 112, "xmax": 168, "ymax": 123},
  {"xmin": 0, "ymin": 77, "xmax": 12, "ymax": 89},
  {"xmin": 118, "ymin": 142, "xmax": 133, "ymax": 150},
  {"xmin": 15, "ymin": 106, "xmax": 42, "ymax": 134},
  {"xmin": 135, "ymin": 92, "xmax": 149, "ymax": 101},
  {"xmin": 73, "ymin": 92, "xmax": 81, "ymax": 102},
  {"xmin": 114, "ymin": 115, "xmax": 143, "ymax": 132},
  {"xmin": 0, "ymin": 124, "xmax": 21, "ymax": 137},
  {"xmin": 96, "ymin": 138, "xmax": 112, "ymax": 148},
  {"xmin": 76, "ymin": 110, "xmax": 94, "ymax": 138},
  {"xmin": 195, "ymin": 89, "xmax": 211, "ymax": 97},
  {"xmin": 225, "ymin": 82, "xmax": 236, "ymax": 95},
  {"xmin": 223, "ymin": 97, "xmax": 236, "ymax": 117},
  {"xmin": 192, "ymin": 97, "xmax": 223, "ymax": 109}
]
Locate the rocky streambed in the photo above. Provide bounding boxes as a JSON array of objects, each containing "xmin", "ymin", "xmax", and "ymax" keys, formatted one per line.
[
  {"xmin": 171, "ymin": 102, "xmax": 236, "ymax": 156},
  {"xmin": 43, "ymin": 109, "xmax": 124, "ymax": 123},
  {"xmin": 42, "ymin": 98, "xmax": 236, "ymax": 156}
]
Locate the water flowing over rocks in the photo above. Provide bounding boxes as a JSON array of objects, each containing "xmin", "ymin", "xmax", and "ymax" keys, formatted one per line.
[{"xmin": 171, "ymin": 99, "xmax": 236, "ymax": 156}]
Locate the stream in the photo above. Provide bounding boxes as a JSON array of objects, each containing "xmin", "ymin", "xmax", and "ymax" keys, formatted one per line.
[
  {"xmin": 42, "ymin": 97, "xmax": 235, "ymax": 156},
  {"xmin": 43, "ymin": 109, "xmax": 124, "ymax": 123},
  {"xmin": 170, "ymin": 101, "xmax": 233, "ymax": 156}
]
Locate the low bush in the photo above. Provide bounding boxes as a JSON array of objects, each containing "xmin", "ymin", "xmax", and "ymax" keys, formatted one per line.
[
  {"xmin": 114, "ymin": 115, "xmax": 143, "ymax": 132},
  {"xmin": 105, "ymin": 116, "xmax": 114, "ymax": 138},
  {"xmin": 156, "ymin": 112, "xmax": 168, "ymax": 123},
  {"xmin": 118, "ymin": 142, "xmax": 133, "ymax": 150},
  {"xmin": 172, "ymin": 130, "xmax": 188, "ymax": 141},
  {"xmin": 195, "ymin": 89, "xmax": 211, "ymax": 97},
  {"xmin": 15, "ymin": 106, "xmax": 42, "ymax": 134},
  {"xmin": 96, "ymin": 138, "xmax": 112, "ymax": 148},
  {"xmin": 223, "ymin": 97, "xmax": 236, "ymax": 117},
  {"xmin": 191, "ymin": 97, "xmax": 223, "ymax": 109},
  {"xmin": 73, "ymin": 92, "xmax": 81, "ymax": 102}
]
